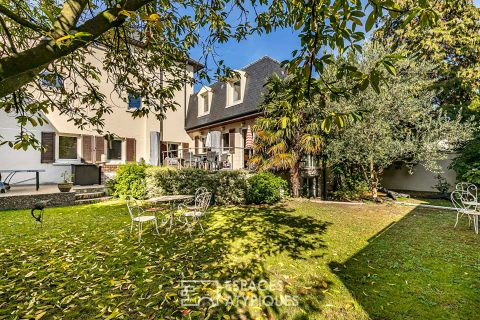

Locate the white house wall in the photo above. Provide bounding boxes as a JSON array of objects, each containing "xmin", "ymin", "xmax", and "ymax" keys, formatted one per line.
[
  {"xmin": 0, "ymin": 111, "xmax": 70, "ymax": 184},
  {"xmin": 0, "ymin": 48, "xmax": 195, "ymax": 185}
]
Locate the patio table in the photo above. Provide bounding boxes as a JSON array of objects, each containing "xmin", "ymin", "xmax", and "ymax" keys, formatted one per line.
[
  {"xmin": 0, "ymin": 169, "xmax": 46, "ymax": 191},
  {"xmin": 147, "ymin": 195, "xmax": 194, "ymax": 232}
]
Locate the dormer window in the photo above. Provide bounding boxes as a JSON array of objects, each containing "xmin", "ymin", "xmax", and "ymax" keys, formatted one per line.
[
  {"xmin": 233, "ymin": 80, "xmax": 241, "ymax": 102},
  {"xmin": 226, "ymin": 70, "xmax": 246, "ymax": 107},
  {"xmin": 202, "ymin": 92, "xmax": 209, "ymax": 113},
  {"xmin": 197, "ymin": 86, "xmax": 212, "ymax": 117}
]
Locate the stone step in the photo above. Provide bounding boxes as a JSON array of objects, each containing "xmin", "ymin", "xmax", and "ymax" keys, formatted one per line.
[
  {"xmin": 75, "ymin": 192, "xmax": 106, "ymax": 200},
  {"xmin": 73, "ymin": 185, "xmax": 106, "ymax": 194},
  {"xmin": 74, "ymin": 196, "xmax": 112, "ymax": 205}
]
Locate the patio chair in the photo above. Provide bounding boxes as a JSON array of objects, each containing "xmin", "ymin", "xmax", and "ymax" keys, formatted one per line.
[
  {"xmin": 178, "ymin": 192, "xmax": 212, "ymax": 236},
  {"xmin": 126, "ymin": 196, "xmax": 160, "ymax": 242},
  {"xmin": 451, "ymin": 190, "xmax": 479, "ymax": 234},
  {"xmin": 456, "ymin": 182, "xmax": 478, "ymax": 199}
]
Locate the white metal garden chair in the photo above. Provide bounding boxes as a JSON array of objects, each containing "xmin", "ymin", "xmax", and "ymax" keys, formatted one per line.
[
  {"xmin": 178, "ymin": 191, "xmax": 212, "ymax": 236},
  {"xmin": 456, "ymin": 182, "xmax": 478, "ymax": 200},
  {"xmin": 451, "ymin": 190, "xmax": 479, "ymax": 234},
  {"xmin": 126, "ymin": 197, "xmax": 160, "ymax": 242}
]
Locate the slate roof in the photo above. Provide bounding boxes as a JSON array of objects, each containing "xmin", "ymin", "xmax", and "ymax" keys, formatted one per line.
[{"xmin": 185, "ymin": 56, "xmax": 284, "ymax": 131}]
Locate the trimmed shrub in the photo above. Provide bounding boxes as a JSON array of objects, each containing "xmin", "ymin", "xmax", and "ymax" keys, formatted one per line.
[
  {"xmin": 145, "ymin": 167, "xmax": 248, "ymax": 205},
  {"xmin": 245, "ymin": 172, "xmax": 287, "ymax": 204},
  {"xmin": 113, "ymin": 163, "xmax": 147, "ymax": 199}
]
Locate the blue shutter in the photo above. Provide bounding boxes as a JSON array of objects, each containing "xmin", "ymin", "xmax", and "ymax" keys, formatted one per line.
[{"xmin": 128, "ymin": 93, "xmax": 141, "ymax": 109}]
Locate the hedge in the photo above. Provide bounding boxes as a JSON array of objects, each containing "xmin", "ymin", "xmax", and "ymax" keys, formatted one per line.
[
  {"xmin": 112, "ymin": 165, "xmax": 287, "ymax": 205},
  {"xmin": 145, "ymin": 167, "xmax": 248, "ymax": 205}
]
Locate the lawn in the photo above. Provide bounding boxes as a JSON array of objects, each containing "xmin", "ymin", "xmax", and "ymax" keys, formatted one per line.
[{"xmin": 0, "ymin": 200, "xmax": 478, "ymax": 319}]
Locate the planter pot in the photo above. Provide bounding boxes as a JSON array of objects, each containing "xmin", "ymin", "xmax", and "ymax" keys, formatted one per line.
[{"xmin": 58, "ymin": 183, "xmax": 73, "ymax": 193}]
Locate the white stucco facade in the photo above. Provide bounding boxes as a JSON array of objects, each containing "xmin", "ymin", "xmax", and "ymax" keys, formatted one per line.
[{"xmin": 0, "ymin": 47, "xmax": 195, "ymax": 185}]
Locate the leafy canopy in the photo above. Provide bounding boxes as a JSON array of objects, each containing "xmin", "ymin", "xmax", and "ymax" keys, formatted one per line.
[{"xmin": 0, "ymin": 0, "xmax": 444, "ymax": 150}]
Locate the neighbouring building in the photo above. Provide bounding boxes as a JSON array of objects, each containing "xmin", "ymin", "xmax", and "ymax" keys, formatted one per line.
[{"xmin": 0, "ymin": 45, "xmax": 202, "ymax": 186}]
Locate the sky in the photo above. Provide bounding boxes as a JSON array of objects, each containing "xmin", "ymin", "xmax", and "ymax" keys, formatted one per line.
[{"xmin": 190, "ymin": 0, "xmax": 480, "ymax": 89}]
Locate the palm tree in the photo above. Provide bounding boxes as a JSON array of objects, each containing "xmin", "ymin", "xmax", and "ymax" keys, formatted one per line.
[{"xmin": 250, "ymin": 74, "xmax": 357, "ymax": 197}]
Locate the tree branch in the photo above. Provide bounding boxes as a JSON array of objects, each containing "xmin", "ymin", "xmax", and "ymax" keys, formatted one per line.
[
  {"xmin": 0, "ymin": 0, "xmax": 153, "ymax": 98},
  {"xmin": 0, "ymin": 4, "xmax": 48, "ymax": 32},
  {"xmin": 52, "ymin": 0, "xmax": 89, "ymax": 38}
]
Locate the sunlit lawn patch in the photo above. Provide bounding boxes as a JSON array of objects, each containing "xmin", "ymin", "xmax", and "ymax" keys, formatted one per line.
[{"xmin": 0, "ymin": 200, "xmax": 477, "ymax": 319}]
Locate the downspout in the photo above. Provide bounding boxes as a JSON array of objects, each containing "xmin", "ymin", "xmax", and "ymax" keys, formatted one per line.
[{"xmin": 159, "ymin": 70, "xmax": 164, "ymax": 165}]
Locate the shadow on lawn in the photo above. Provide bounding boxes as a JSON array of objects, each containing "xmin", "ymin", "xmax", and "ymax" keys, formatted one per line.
[
  {"xmin": 156, "ymin": 204, "xmax": 330, "ymax": 318},
  {"xmin": 329, "ymin": 206, "xmax": 480, "ymax": 320}
]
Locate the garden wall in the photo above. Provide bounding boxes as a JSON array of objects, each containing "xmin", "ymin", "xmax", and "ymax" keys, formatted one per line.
[
  {"xmin": 0, "ymin": 192, "xmax": 75, "ymax": 210},
  {"xmin": 381, "ymin": 154, "xmax": 457, "ymax": 192}
]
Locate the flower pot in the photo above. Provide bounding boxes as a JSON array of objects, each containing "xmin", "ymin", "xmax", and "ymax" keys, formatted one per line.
[{"xmin": 58, "ymin": 182, "xmax": 73, "ymax": 192}]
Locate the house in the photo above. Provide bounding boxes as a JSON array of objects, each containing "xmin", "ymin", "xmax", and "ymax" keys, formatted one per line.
[
  {"xmin": 184, "ymin": 56, "xmax": 322, "ymax": 197},
  {"xmin": 0, "ymin": 45, "xmax": 202, "ymax": 186},
  {"xmin": 185, "ymin": 56, "xmax": 282, "ymax": 170}
]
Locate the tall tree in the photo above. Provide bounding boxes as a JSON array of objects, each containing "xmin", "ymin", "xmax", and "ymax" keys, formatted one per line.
[
  {"xmin": 0, "ymin": 0, "xmax": 442, "ymax": 150},
  {"xmin": 250, "ymin": 74, "xmax": 360, "ymax": 197},
  {"xmin": 326, "ymin": 43, "xmax": 473, "ymax": 200},
  {"xmin": 379, "ymin": 0, "xmax": 480, "ymax": 116}
]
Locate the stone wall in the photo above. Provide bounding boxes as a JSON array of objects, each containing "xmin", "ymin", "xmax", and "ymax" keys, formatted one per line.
[
  {"xmin": 0, "ymin": 192, "xmax": 75, "ymax": 210},
  {"xmin": 100, "ymin": 164, "xmax": 120, "ymax": 184}
]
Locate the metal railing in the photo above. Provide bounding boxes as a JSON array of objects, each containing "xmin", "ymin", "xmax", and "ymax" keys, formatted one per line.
[{"xmin": 161, "ymin": 147, "xmax": 253, "ymax": 171}]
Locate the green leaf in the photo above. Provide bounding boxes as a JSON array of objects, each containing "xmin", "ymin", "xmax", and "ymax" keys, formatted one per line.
[{"xmin": 365, "ymin": 11, "xmax": 376, "ymax": 32}]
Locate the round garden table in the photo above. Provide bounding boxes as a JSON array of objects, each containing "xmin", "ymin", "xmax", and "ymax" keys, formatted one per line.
[{"xmin": 147, "ymin": 195, "xmax": 194, "ymax": 232}]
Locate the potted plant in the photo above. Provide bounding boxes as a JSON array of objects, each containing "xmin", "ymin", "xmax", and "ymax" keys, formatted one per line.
[{"xmin": 58, "ymin": 171, "xmax": 74, "ymax": 192}]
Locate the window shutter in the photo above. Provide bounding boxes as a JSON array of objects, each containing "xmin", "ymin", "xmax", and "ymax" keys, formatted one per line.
[
  {"xmin": 41, "ymin": 132, "xmax": 55, "ymax": 163},
  {"xmin": 229, "ymin": 129, "xmax": 236, "ymax": 154},
  {"xmin": 95, "ymin": 136, "xmax": 105, "ymax": 162},
  {"xmin": 82, "ymin": 135, "xmax": 93, "ymax": 163},
  {"xmin": 160, "ymin": 142, "xmax": 168, "ymax": 164},
  {"xmin": 126, "ymin": 138, "xmax": 136, "ymax": 162},
  {"xmin": 194, "ymin": 137, "xmax": 199, "ymax": 154}
]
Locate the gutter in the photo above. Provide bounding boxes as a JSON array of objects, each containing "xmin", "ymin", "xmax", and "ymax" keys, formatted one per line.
[{"xmin": 185, "ymin": 110, "xmax": 262, "ymax": 132}]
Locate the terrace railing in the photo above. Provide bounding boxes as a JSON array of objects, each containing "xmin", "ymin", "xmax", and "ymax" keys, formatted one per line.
[{"xmin": 161, "ymin": 147, "xmax": 253, "ymax": 171}]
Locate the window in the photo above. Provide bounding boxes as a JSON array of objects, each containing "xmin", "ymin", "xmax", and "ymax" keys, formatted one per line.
[
  {"xmin": 128, "ymin": 93, "xmax": 141, "ymax": 109},
  {"xmin": 222, "ymin": 133, "xmax": 230, "ymax": 151},
  {"xmin": 40, "ymin": 71, "xmax": 63, "ymax": 89},
  {"xmin": 201, "ymin": 136, "xmax": 207, "ymax": 153},
  {"xmin": 202, "ymin": 92, "xmax": 209, "ymax": 113},
  {"xmin": 107, "ymin": 140, "xmax": 122, "ymax": 160},
  {"xmin": 233, "ymin": 80, "xmax": 241, "ymax": 102},
  {"xmin": 59, "ymin": 136, "xmax": 78, "ymax": 160}
]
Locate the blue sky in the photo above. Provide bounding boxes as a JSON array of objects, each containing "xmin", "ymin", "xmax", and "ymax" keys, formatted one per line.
[{"xmin": 190, "ymin": 0, "xmax": 480, "ymax": 88}]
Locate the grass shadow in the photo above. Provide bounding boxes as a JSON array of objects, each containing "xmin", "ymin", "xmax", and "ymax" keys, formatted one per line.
[
  {"xmin": 0, "ymin": 201, "xmax": 330, "ymax": 319},
  {"xmin": 329, "ymin": 206, "xmax": 480, "ymax": 320}
]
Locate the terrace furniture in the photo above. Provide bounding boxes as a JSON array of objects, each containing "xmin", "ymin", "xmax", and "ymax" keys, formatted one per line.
[
  {"xmin": 126, "ymin": 197, "xmax": 160, "ymax": 242},
  {"xmin": 146, "ymin": 194, "xmax": 194, "ymax": 233},
  {"xmin": 0, "ymin": 169, "xmax": 46, "ymax": 191},
  {"xmin": 451, "ymin": 190, "xmax": 480, "ymax": 234},
  {"xmin": 456, "ymin": 182, "xmax": 478, "ymax": 204},
  {"xmin": 220, "ymin": 153, "xmax": 231, "ymax": 169},
  {"xmin": 178, "ymin": 192, "xmax": 212, "ymax": 236},
  {"xmin": 184, "ymin": 187, "xmax": 208, "ymax": 211}
]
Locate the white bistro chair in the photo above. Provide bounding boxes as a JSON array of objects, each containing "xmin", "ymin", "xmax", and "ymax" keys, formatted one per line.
[
  {"xmin": 178, "ymin": 192, "xmax": 212, "ymax": 236},
  {"xmin": 126, "ymin": 197, "xmax": 160, "ymax": 242},
  {"xmin": 456, "ymin": 182, "xmax": 478, "ymax": 200},
  {"xmin": 451, "ymin": 190, "xmax": 480, "ymax": 234}
]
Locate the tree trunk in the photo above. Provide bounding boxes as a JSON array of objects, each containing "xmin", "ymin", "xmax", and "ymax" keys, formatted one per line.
[
  {"xmin": 322, "ymin": 158, "xmax": 328, "ymax": 200},
  {"xmin": 290, "ymin": 161, "xmax": 301, "ymax": 198},
  {"xmin": 370, "ymin": 157, "xmax": 379, "ymax": 201}
]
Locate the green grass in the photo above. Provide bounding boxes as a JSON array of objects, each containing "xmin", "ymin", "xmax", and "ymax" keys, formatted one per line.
[
  {"xmin": 0, "ymin": 200, "xmax": 478, "ymax": 319},
  {"xmin": 396, "ymin": 197, "xmax": 453, "ymax": 207}
]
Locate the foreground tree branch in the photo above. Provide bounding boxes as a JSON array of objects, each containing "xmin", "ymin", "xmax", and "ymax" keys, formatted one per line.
[
  {"xmin": 0, "ymin": 0, "xmax": 152, "ymax": 98},
  {"xmin": 0, "ymin": 4, "xmax": 48, "ymax": 32}
]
